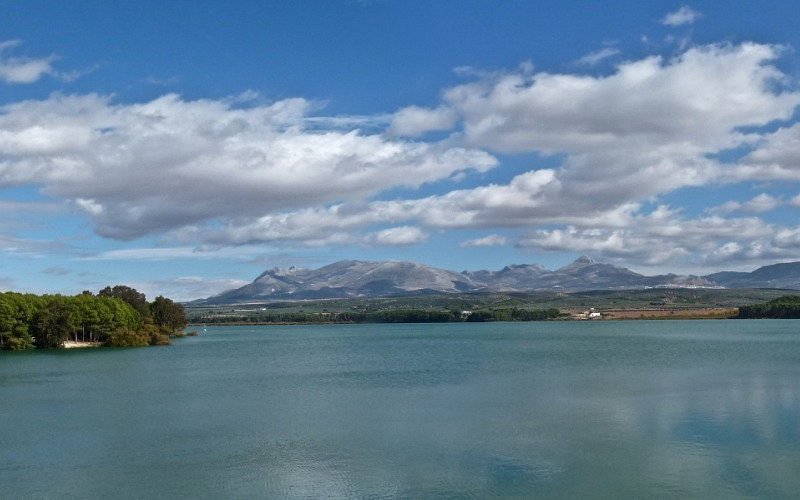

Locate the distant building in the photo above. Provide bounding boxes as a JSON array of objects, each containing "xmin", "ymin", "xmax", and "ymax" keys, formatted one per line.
[{"xmin": 573, "ymin": 308, "xmax": 602, "ymax": 320}]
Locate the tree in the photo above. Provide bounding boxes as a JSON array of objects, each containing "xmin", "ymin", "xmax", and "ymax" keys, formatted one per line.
[
  {"xmin": 150, "ymin": 296, "xmax": 188, "ymax": 333},
  {"xmin": 0, "ymin": 295, "xmax": 15, "ymax": 349},
  {"xmin": 98, "ymin": 285, "xmax": 150, "ymax": 319},
  {"xmin": 74, "ymin": 294, "xmax": 101, "ymax": 342},
  {"xmin": 32, "ymin": 296, "xmax": 78, "ymax": 348}
]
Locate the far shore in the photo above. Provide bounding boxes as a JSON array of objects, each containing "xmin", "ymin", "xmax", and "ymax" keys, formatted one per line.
[
  {"xmin": 189, "ymin": 307, "xmax": 742, "ymax": 327},
  {"xmin": 581, "ymin": 307, "xmax": 739, "ymax": 320}
]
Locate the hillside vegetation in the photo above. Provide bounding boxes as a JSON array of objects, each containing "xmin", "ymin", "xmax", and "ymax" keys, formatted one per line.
[{"xmin": 738, "ymin": 295, "xmax": 800, "ymax": 318}]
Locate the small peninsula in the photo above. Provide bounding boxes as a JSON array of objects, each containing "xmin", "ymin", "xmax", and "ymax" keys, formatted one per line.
[{"xmin": 0, "ymin": 286, "xmax": 187, "ymax": 350}]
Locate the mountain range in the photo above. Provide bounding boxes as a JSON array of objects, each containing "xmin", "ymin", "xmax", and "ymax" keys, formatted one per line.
[{"xmin": 194, "ymin": 257, "xmax": 800, "ymax": 304}]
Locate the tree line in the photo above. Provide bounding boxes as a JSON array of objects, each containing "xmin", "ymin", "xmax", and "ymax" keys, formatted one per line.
[
  {"xmin": 0, "ymin": 285, "xmax": 187, "ymax": 350},
  {"xmin": 738, "ymin": 295, "xmax": 800, "ymax": 319},
  {"xmin": 194, "ymin": 307, "xmax": 561, "ymax": 325}
]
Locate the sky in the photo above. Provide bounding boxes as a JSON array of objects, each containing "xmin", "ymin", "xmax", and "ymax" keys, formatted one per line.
[{"xmin": 3, "ymin": 1, "xmax": 800, "ymax": 301}]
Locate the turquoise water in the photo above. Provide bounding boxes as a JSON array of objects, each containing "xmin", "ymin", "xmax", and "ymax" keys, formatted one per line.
[{"xmin": 2, "ymin": 320, "xmax": 800, "ymax": 498}]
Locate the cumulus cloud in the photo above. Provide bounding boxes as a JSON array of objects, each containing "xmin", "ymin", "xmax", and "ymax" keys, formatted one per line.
[
  {"xmin": 3, "ymin": 40, "xmax": 800, "ymax": 273},
  {"xmin": 382, "ymin": 42, "xmax": 800, "ymax": 240},
  {"xmin": 709, "ymin": 193, "xmax": 782, "ymax": 215},
  {"xmin": 516, "ymin": 205, "xmax": 800, "ymax": 270},
  {"xmin": 371, "ymin": 226, "xmax": 428, "ymax": 246},
  {"xmin": 734, "ymin": 123, "xmax": 800, "ymax": 181},
  {"xmin": 0, "ymin": 93, "xmax": 496, "ymax": 239},
  {"xmin": 195, "ymin": 204, "xmax": 387, "ymax": 247},
  {"xmin": 193, "ymin": 167, "xmax": 637, "ymax": 250},
  {"xmin": 446, "ymin": 43, "xmax": 797, "ymax": 155},
  {"xmin": 661, "ymin": 6, "xmax": 702, "ymax": 27},
  {"xmin": 222, "ymin": 188, "xmax": 800, "ymax": 270},
  {"xmin": 388, "ymin": 105, "xmax": 459, "ymax": 136},
  {"xmin": 0, "ymin": 40, "xmax": 56, "ymax": 84},
  {"xmin": 460, "ymin": 234, "xmax": 508, "ymax": 247}
]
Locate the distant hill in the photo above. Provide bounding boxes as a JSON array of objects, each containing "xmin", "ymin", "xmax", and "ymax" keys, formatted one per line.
[
  {"xmin": 704, "ymin": 261, "xmax": 800, "ymax": 289},
  {"xmin": 204, "ymin": 260, "xmax": 475, "ymax": 303},
  {"xmin": 194, "ymin": 256, "xmax": 800, "ymax": 304}
]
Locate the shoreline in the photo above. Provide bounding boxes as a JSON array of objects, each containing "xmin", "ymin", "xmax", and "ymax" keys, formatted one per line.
[
  {"xmin": 189, "ymin": 307, "xmax": 741, "ymax": 327},
  {"xmin": 63, "ymin": 341, "xmax": 103, "ymax": 349}
]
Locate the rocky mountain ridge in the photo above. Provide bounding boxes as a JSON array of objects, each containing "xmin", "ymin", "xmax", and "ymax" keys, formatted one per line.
[{"xmin": 195, "ymin": 257, "xmax": 800, "ymax": 304}]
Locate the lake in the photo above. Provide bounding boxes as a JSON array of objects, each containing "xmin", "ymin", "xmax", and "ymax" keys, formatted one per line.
[{"xmin": 2, "ymin": 320, "xmax": 800, "ymax": 498}]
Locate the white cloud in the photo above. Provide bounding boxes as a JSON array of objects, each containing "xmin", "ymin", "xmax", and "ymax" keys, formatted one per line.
[
  {"xmin": 388, "ymin": 105, "xmax": 458, "ymax": 136},
  {"xmin": 414, "ymin": 42, "xmax": 800, "ymax": 231},
  {"xmin": 361, "ymin": 171, "xmax": 639, "ymax": 232},
  {"xmin": 372, "ymin": 226, "xmax": 428, "ymax": 246},
  {"xmin": 709, "ymin": 193, "xmax": 782, "ymax": 215},
  {"xmin": 0, "ymin": 93, "xmax": 496, "ymax": 240},
  {"xmin": 447, "ymin": 43, "xmax": 797, "ymax": 156},
  {"xmin": 515, "ymin": 206, "xmax": 800, "ymax": 271},
  {"xmin": 576, "ymin": 47, "xmax": 620, "ymax": 66},
  {"xmin": 661, "ymin": 6, "xmax": 702, "ymax": 27},
  {"xmin": 460, "ymin": 234, "xmax": 508, "ymax": 247},
  {"xmin": 0, "ymin": 40, "xmax": 55, "ymax": 84},
  {"xmin": 99, "ymin": 44, "xmax": 796, "ymax": 269},
  {"xmin": 74, "ymin": 198, "xmax": 104, "ymax": 216},
  {"xmin": 195, "ymin": 168, "xmax": 640, "ymax": 249},
  {"xmin": 708, "ymin": 200, "xmax": 743, "ymax": 215},
  {"xmin": 3, "ymin": 40, "xmax": 800, "ymax": 274},
  {"xmin": 197, "ymin": 204, "xmax": 387, "ymax": 247},
  {"xmin": 520, "ymin": 226, "xmax": 649, "ymax": 259},
  {"xmin": 734, "ymin": 123, "xmax": 800, "ymax": 181}
]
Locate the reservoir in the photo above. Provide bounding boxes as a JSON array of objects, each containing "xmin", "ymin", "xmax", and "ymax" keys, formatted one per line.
[{"xmin": 2, "ymin": 321, "xmax": 800, "ymax": 498}]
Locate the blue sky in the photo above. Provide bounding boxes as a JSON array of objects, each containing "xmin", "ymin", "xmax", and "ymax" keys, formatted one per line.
[{"xmin": 3, "ymin": 1, "xmax": 800, "ymax": 300}]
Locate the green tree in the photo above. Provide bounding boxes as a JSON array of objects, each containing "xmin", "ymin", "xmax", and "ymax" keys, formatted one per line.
[
  {"xmin": 98, "ymin": 285, "xmax": 150, "ymax": 319},
  {"xmin": 0, "ymin": 293, "xmax": 39, "ymax": 350},
  {"xmin": 33, "ymin": 296, "xmax": 78, "ymax": 348},
  {"xmin": 0, "ymin": 295, "xmax": 17, "ymax": 349},
  {"xmin": 74, "ymin": 294, "xmax": 102, "ymax": 342},
  {"xmin": 150, "ymin": 296, "xmax": 188, "ymax": 333}
]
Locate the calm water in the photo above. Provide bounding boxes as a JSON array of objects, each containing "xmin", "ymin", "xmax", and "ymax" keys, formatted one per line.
[{"xmin": 2, "ymin": 320, "xmax": 800, "ymax": 498}]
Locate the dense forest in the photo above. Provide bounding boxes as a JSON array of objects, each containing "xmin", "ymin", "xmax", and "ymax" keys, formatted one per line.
[
  {"xmin": 193, "ymin": 307, "xmax": 561, "ymax": 325},
  {"xmin": 738, "ymin": 295, "xmax": 800, "ymax": 318},
  {"xmin": 0, "ymin": 286, "xmax": 187, "ymax": 350}
]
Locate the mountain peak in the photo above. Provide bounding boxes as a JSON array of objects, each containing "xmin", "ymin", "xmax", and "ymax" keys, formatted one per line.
[{"xmin": 194, "ymin": 257, "xmax": 800, "ymax": 305}]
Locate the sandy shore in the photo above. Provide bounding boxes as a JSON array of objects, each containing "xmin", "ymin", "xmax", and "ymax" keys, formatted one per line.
[{"xmin": 63, "ymin": 341, "xmax": 103, "ymax": 349}]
